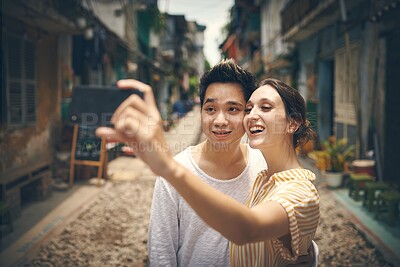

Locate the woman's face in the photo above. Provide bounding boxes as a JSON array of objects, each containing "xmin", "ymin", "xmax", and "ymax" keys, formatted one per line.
[
  {"xmin": 243, "ymin": 85, "xmax": 291, "ymax": 150},
  {"xmin": 201, "ymin": 82, "xmax": 246, "ymax": 147}
]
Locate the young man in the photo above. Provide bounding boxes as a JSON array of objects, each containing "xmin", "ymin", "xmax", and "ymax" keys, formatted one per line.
[{"xmin": 147, "ymin": 59, "xmax": 267, "ymax": 266}]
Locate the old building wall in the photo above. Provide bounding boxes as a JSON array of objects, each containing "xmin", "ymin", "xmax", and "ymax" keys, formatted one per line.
[{"xmin": 1, "ymin": 34, "xmax": 60, "ymax": 175}]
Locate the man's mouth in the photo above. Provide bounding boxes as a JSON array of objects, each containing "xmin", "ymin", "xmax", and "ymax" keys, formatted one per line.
[
  {"xmin": 249, "ymin": 126, "xmax": 265, "ymax": 134},
  {"xmin": 212, "ymin": 130, "xmax": 232, "ymax": 136}
]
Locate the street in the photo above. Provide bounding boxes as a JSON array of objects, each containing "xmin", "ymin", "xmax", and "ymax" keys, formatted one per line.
[
  {"xmin": 2, "ymin": 1, "xmax": 400, "ymax": 266},
  {"xmin": 23, "ymin": 160, "xmax": 395, "ymax": 266},
  {"xmin": 8, "ymin": 107, "xmax": 396, "ymax": 267}
]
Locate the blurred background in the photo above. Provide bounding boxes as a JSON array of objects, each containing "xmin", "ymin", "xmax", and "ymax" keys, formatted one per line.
[{"xmin": 1, "ymin": 0, "xmax": 400, "ymax": 266}]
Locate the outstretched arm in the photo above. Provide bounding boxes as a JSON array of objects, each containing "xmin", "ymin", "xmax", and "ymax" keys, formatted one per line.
[{"xmin": 96, "ymin": 79, "xmax": 290, "ymax": 245}]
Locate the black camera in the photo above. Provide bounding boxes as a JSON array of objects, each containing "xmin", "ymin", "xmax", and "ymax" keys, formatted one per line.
[{"xmin": 67, "ymin": 85, "xmax": 144, "ymax": 126}]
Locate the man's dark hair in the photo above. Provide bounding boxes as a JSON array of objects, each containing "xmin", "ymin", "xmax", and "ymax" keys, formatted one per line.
[{"xmin": 199, "ymin": 59, "xmax": 257, "ymax": 107}]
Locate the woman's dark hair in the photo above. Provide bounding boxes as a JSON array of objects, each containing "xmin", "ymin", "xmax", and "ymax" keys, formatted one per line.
[
  {"xmin": 199, "ymin": 59, "xmax": 257, "ymax": 107},
  {"xmin": 259, "ymin": 78, "xmax": 316, "ymax": 148}
]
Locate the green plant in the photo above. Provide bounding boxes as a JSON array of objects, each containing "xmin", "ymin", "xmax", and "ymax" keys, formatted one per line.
[{"xmin": 309, "ymin": 136, "xmax": 355, "ymax": 172}]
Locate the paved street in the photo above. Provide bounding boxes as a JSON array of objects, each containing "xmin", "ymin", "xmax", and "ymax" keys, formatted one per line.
[{"xmin": 1, "ymin": 106, "xmax": 398, "ymax": 266}]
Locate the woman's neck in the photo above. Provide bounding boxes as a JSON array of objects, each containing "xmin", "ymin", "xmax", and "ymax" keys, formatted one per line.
[{"xmin": 260, "ymin": 144, "xmax": 301, "ymax": 177}]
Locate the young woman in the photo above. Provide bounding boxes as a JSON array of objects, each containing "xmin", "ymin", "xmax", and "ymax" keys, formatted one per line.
[{"xmin": 96, "ymin": 78, "xmax": 320, "ymax": 266}]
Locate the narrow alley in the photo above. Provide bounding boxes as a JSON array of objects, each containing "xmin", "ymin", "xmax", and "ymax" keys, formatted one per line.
[
  {"xmin": 2, "ymin": 0, "xmax": 400, "ymax": 266},
  {"xmin": 1, "ymin": 107, "xmax": 398, "ymax": 266}
]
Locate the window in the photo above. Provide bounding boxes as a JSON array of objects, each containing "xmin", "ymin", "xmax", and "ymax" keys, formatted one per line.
[
  {"xmin": 334, "ymin": 44, "xmax": 359, "ymax": 125},
  {"xmin": 3, "ymin": 35, "xmax": 37, "ymax": 128}
]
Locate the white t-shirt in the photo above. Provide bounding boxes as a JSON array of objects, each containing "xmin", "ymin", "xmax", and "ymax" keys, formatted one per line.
[{"xmin": 148, "ymin": 144, "xmax": 267, "ymax": 267}]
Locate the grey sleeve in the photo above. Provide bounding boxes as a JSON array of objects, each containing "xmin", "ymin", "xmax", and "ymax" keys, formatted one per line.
[{"xmin": 148, "ymin": 177, "xmax": 180, "ymax": 267}]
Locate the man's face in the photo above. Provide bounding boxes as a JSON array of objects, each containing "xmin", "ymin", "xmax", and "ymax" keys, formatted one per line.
[{"xmin": 201, "ymin": 82, "xmax": 246, "ymax": 147}]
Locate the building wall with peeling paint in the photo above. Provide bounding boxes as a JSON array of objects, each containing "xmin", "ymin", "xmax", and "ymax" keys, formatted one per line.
[{"xmin": 1, "ymin": 23, "xmax": 61, "ymax": 182}]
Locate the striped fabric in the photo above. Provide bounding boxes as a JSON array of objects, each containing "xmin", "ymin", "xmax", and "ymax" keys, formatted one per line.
[{"xmin": 230, "ymin": 169, "xmax": 320, "ymax": 266}]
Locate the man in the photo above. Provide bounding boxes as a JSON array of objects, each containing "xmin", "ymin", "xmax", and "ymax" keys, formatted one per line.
[{"xmin": 147, "ymin": 59, "xmax": 267, "ymax": 266}]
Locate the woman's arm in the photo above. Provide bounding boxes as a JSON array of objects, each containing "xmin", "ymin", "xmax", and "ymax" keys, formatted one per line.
[
  {"xmin": 96, "ymin": 79, "xmax": 290, "ymax": 245},
  {"xmin": 166, "ymin": 159, "xmax": 289, "ymax": 244}
]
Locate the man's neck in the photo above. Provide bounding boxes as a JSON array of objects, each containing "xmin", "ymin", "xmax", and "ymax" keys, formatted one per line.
[
  {"xmin": 192, "ymin": 139, "xmax": 248, "ymax": 180},
  {"xmin": 201, "ymin": 139, "xmax": 245, "ymax": 165}
]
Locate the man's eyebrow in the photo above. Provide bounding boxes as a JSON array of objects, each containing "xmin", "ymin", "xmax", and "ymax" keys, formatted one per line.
[
  {"xmin": 227, "ymin": 101, "xmax": 244, "ymax": 106},
  {"xmin": 204, "ymin": 98, "xmax": 216, "ymax": 104}
]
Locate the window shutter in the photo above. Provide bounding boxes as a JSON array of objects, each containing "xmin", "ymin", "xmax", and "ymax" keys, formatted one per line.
[
  {"xmin": 25, "ymin": 41, "xmax": 35, "ymax": 79},
  {"xmin": 6, "ymin": 35, "xmax": 36, "ymax": 127},
  {"xmin": 25, "ymin": 83, "xmax": 36, "ymax": 123},
  {"xmin": 7, "ymin": 36, "xmax": 23, "ymax": 126},
  {"xmin": 24, "ymin": 41, "xmax": 36, "ymax": 124},
  {"xmin": 9, "ymin": 81, "xmax": 23, "ymax": 124},
  {"xmin": 7, "ymin": 36, "xmax": 21, "ymax": 79}
]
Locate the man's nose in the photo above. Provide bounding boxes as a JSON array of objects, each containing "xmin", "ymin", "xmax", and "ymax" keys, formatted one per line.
[{"xmin": 214, "ymin": 112, "xmax": 228, "ymax": 126}]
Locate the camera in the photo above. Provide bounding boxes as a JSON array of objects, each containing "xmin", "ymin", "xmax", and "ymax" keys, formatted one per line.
[{"xmin": 67, "ymin": 85, "xmax": 144, "ymax": 126}]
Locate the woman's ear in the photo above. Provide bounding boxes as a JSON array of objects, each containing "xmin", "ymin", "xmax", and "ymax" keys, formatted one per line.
[{"xmin": 288, "ymin": 120, "xmax": 300, "ymax": 133}]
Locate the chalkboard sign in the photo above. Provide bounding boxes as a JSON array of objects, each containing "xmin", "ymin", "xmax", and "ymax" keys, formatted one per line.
[
  {"xmin": 75, "ymin": 126, "xmax": 101, "ymax": 161},
  {"xmin": 69, "ymin": 125, "xmax": 107, "ymax": 187}
]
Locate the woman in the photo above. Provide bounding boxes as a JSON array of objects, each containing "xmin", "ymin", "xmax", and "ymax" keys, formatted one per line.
[{"xmin": 96, "ymin": 78, "xmax": 320, "ymax": 266}]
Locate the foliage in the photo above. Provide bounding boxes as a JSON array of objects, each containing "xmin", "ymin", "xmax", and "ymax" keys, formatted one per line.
[
  {"xmin": 148, "ymin": 6, "xmax": 165, "ymax": 33},
  {"xmin": 204, "ymin": 59, "xmax": 211, "ymax": 71},
  {"xmin": 189, "ymin": 76, "xmax": 199, "ymax": 98},
  {"xmin": 309, "ymin": 136, "xmax": 355, "ymax": 172}
]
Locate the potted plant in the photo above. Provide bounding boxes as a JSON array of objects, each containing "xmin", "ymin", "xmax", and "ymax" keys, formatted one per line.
[{"xmin": 309, "ymin": 136, "xmax": 355, "ymax": 188}]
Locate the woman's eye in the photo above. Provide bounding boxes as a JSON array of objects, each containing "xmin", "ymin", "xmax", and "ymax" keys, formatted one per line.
[
  {"xmin": 261, "ymin": 106, "xmax": 272, "ymax": 111},
  {"xmin": 244, "ymin": 108, "xmax": 252, "ymax": 114}
]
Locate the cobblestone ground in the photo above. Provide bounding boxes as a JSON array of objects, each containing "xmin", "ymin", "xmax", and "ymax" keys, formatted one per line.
[
  {"xmin": 27, "ymin": 164, "xmax": 395, "ymax": 267},
  {"xmin": 29, "ymin": 175, "xmax": 155, "ymax": 267},
  {"xmin": 27, "ymin": 159, "xmax": 395, "ymax": 266}
]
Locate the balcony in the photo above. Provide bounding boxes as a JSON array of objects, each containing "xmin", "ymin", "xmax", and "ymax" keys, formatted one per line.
[{"xmin": 281, "ymin": 0, "xmax": 364, "ymax": 42}]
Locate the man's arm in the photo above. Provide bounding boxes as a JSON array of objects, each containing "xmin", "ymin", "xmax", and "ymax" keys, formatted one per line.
[{"xmin": 148, "ymin": 177, "xmax": 180, "ymax": 267}]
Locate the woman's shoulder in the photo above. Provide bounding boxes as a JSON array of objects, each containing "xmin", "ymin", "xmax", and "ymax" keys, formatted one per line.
[{"xmin": 274, "ymin": 168, "xmax": 316, "ymax": 182}]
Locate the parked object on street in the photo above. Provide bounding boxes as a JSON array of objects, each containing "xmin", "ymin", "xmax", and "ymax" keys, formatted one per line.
[
  {"xmin": 309, "ymin": 136, "xmax": 355, "ymax": 188},
  {"xmin": 325, "ymin": 172, "xmax": 344, "ymax": 188},
  {"xmin": 375, "ymin": 190, "xmax": 400, "ymax": 226},
  {"xmin": 348, "ymin": 173, "xmax": 374, "ymax": 200},
  {"xmin": 352, "ymin": 159, "xmax": 376, "ymax": 177}
]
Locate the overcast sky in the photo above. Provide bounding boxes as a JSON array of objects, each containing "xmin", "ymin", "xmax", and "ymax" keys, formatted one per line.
[{"xmin": 158, "ymin": 0, "xmax": 234, "ymax": 66}]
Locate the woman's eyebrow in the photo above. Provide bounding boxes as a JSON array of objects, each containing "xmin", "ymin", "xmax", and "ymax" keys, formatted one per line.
[
  {"xmin": 260, "ymin": 98, "xmax": 274, "ymax": 103},
  {"xmin": 247, "ymin": 98, "xmax": 275, "ymax": 105}
]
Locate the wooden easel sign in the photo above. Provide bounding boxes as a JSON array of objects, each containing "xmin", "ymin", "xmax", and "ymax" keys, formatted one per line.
[{"xmin": 69, "ymin": 125, "xmax": 107, "ymax": 187}]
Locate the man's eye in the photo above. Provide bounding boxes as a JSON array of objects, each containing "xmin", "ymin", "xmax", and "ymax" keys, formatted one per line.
[
  {"xmin": 228, "ymin": 107, "xmax": 239, "ymax": 112},
  {"xmin": 205, "ymin": 107, "xmax": 214, "ymax": 112}
]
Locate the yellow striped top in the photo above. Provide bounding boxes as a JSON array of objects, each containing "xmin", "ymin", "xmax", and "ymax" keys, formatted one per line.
[{"xmin": 230, "ymin": 168, "xmax": 320, "ymax": 266}]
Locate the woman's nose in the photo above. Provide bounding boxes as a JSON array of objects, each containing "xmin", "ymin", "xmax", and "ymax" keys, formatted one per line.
[{"xmin": 246, "ymin": 108, "xmax": 260, "ymax": 120}]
